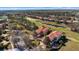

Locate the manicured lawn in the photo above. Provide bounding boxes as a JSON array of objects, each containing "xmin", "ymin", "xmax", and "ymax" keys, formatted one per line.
[
  {"xmin": 51, "ymin": 27, "xmax": 79, "ymax": 40},
  {"xmin": 26, "ymin": 17, "xmax": 43, "ymax": 27},
  {"xmin": 26, "ymin": 17, "xmax": 79, "ymax": 41}
]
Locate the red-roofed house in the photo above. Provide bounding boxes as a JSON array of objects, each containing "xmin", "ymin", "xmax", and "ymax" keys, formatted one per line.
[
  {"xmin": 35, "ymin": 27, "xmax": 50, "ymax": 37},
  {"xmin": 47, "ymin": 31, "xmax": 62, "ymax": 41},
  {"xmin": 36, "ymin": 26, "xmax": 44, "ymax": 34},
  {"xmin": 43, "ymin": 31, "xmax": 67, "ymax": 49}
]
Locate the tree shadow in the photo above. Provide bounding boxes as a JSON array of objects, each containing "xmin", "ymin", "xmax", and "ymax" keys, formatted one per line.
[{"xmin": 50, "ymin": 38, "xmax": 69, "ymax": 51}]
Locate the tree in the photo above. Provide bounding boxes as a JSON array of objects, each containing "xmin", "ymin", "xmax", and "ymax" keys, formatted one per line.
[{"xmin": 0, "ymin": 30, "xmax": 2, "ymax": 35}]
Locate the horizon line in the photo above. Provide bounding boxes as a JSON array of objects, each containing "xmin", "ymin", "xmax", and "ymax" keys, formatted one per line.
[{"xmin": 0, "ymin": 7, "xmax": 79, "ymax": 10}]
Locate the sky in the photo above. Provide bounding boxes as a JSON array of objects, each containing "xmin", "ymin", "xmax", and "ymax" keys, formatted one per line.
[
  {"xmin": 0, "ymin": 0, "xmax": 79, "ymax": 10},
  {"xmin": 0, "ymin": 0, "xmax": 79, "ymax": 7}
]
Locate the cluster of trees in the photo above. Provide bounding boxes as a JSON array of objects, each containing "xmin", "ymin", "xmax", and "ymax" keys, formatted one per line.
[
  {"xmin": 14, "ymin": 14, "xmax": 38, "ymax": 31},
  {"xmin": 0, "ymin": 30, "xmax": 10, "ymax": 51}
]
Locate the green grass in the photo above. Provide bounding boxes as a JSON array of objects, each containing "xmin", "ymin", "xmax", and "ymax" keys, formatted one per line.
[
  {"xmin": 26, "ymin": 17, "xmax": 43, "ymax": 27},
  {"xmin": 49, "ymin": 25, "xmax": 79, "ymax": 41},
  {"xmin": 43, "ymin": 21, "xmax": 57, "ymax": 25},
  {"xmin": 27, "ymin": 17, "xmax": 79, "ymax": 41}
]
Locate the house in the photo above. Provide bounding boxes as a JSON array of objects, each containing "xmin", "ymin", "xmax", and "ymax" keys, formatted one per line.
[
  {"xmin": 43, "ymin": 31, "xmax": 67, "ymax": 49},
  {"xmin": 47, "ymin": 31, "xmax": 62, "ymax": 41},
  {"xmin": 35, "ymin": 26, "xmax": 49, "ymax": 37},
  {"xmin": 35, "ymin": 26, "xmax": 44, "ymax": 34},
  {"xmin": 35, "ymin": 26, "xmax": 49, "ymax": 34},
  {"xmin": 42, "ymin": 28, "xmax": 49, "ymax": 34}
]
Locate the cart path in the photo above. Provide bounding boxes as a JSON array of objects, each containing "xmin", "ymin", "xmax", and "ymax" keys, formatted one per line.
[
  {"xmin": 60, "ymin": 40, "xmax": 79, "ymax": 51},
  {"xmin": 67, "ymin": 37, "xmax": 79, "ymax": 43}
]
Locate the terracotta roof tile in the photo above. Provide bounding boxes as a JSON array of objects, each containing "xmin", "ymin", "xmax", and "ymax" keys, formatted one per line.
[{"xmin": 47, "ymin": 31, "xmax": 62, "ymax": 41}]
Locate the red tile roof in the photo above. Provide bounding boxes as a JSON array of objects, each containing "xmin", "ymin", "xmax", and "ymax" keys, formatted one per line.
[
  {"xmin": 36, "ymin": 27, "xmax": 48, "ymax": 34},
  {"xmin": 36, "ymin": 27, "xmax": 44, "ymax": 34},
  {"xmin": 42, "ymin": 28, "xmax": 48, "ymax": 33},
  {"xmin": 36, "ymin": 16, "xmax": 42, "ymax": 19},
  {"xmin": 47, "ymin": 31, "xmax": 62, "ymax": 41}
]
